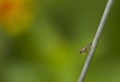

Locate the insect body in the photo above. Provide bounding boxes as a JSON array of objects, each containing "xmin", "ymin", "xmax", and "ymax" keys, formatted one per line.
[{"xmin": 79, "ymin": 43, "xmax": 92, "ymax": 54}]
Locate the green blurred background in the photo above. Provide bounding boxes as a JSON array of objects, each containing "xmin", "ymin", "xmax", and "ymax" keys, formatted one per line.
[{"xmin": 0, "ymin": 0, "xmax": 120, "ymax": 82}]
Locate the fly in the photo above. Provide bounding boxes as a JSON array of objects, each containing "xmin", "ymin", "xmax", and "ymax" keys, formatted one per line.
[{"xmin": 79, "ymin": 43, "xmax": 92, "ymax": 54}]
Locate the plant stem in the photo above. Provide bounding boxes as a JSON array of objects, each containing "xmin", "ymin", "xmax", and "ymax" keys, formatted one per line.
[{"xmin": 78, "ymin": 0, "xmax": 114, "ymax": 82}]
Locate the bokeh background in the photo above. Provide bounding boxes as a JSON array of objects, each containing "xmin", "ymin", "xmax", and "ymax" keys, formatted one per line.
[{"xmin": 0, "ymin": 0, "xmax": 120, "ymax": 82}]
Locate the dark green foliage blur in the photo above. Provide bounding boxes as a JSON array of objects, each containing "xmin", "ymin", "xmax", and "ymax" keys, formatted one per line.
[{"xmin": 0, "ymin": 0, "xmax": 120, "ymax": 82}]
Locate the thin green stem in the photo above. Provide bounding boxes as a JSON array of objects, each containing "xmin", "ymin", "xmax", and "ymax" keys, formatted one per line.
[{"xmin": 78, "ymin": 0, "xmax": 114, "ymax": 82}]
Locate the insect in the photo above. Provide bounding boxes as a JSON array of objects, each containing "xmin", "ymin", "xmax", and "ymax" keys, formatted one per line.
[{"xmin": 79, "ymin": 43, "xmax": 92, "ymax": 54}]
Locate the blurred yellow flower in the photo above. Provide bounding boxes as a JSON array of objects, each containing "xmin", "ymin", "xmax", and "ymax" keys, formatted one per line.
[{"xmin": 0, "ymin": 0, "xmax": 36, "ymax": 36}]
